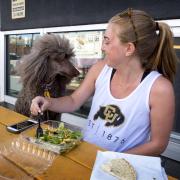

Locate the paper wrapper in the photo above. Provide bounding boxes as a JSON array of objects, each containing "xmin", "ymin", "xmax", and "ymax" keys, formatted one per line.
[{"xmin": 90, "ymin": 151, "xmax": 168, "ymax": 180}]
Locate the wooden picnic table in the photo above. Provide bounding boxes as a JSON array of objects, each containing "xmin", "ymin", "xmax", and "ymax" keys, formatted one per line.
[{"xmin": 0, "ymin": 106, "xmax": 178, "ymax": 180}]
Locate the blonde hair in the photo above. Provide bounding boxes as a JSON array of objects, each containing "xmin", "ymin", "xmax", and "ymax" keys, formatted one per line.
[{"xmin": 109, "ymin": 9, "xmax": 178, "ymax": 82}]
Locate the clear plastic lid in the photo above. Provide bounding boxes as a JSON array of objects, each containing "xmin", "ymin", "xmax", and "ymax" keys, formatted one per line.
[{"xmin": 0, "ymin": 135, "xmax": 56, "ymax": 177}]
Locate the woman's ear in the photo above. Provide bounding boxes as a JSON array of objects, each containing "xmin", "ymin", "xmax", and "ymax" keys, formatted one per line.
[{"xmin": 125, "ymin": 42, "xmax": 136, "ymax": 56}]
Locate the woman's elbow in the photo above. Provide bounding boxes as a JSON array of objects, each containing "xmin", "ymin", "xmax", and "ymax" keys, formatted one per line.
[{"xmin": 152, "ymin": 140, "xmax": 169, "ymax": 155}]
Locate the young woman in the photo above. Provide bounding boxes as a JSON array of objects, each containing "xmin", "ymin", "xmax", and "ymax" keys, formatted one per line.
[{"xmin": 30, "ymin": 8, "xmax": 178, "ymax": 156}]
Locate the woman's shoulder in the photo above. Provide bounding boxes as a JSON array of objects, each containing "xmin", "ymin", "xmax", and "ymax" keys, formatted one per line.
[
  {"xmin": 150, "ymin": 75, "xmax": 174, "ymax": 100},
  {"xmin": 88, "ymin": 59, "xmax": 107, "ymax": 78},
  {"xmin": 152, "ymin": 75, "xmax": 173, "ymax": 91},
  {"xmin": 92, "ymin": 59, "xmax": 107, "ymax": 69}
]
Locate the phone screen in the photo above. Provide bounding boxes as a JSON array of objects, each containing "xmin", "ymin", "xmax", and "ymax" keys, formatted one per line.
[
  {"xmin": 7, "ymin": 120, "xmax": 38, "ymax": 134},
  {"xmin": 11, "ymin": 121, "xmax": 36, "ymax": 130}
]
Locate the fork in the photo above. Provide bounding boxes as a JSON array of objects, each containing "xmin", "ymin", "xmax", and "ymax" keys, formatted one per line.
[{"xmin": 36, "ymin": 113, "xmax": 43, "ymax": 138}]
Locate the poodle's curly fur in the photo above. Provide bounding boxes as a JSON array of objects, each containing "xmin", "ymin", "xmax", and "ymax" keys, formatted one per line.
[{"xmin": 14, "ymin": 33, "xmax": 79, "ymax": 120}]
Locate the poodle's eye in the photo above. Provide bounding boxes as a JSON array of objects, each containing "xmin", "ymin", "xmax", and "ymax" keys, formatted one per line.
[
  {"xmin": 65, "ymin": 54, "xmax": 69, "ymax": 59},
  {"xmin": 54, "ymin": 57, "xmax": 67, "ymax": 64}
]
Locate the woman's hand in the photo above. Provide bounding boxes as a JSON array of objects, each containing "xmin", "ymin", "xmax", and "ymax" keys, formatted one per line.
[{"xmin": 30, "ymin": 96, "xmax": 51, "ymax": 115}]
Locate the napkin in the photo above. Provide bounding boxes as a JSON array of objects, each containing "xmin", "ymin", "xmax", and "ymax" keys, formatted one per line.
[{"xmin": 90, "ymin": 151, "xmax": 168, "ymax": 180}]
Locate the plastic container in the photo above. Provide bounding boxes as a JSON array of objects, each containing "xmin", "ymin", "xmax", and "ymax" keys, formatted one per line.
[
  {"xmin": 22, "ymin": 120, "xmax": 83, "ymax": 154},
  {"xmin": 0, "ymin": 136, "xmax": 56, "ymax": 177}
]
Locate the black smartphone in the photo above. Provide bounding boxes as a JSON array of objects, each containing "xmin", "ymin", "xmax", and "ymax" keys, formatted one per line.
[{"xmin": 6, "ymin": 119, "xmax": 38, "ymax": 134}]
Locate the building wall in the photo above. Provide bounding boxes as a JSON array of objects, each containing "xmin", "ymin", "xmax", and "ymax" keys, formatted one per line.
[{"xmin": 0, "ymin": 0, "xmax": 180, "ymax": 31}]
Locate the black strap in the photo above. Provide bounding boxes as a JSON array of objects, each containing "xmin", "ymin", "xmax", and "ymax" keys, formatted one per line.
[
  {"xmin": 140, "ymin": 70, "xmax": 150, "ymax": 82},
  {"xmin": 110, "ymin": 69, "xmax": 151, "ymax": 83},
  {"xmin": 110, "ymin": 68, "xmax": 116, "ymax": 81}
]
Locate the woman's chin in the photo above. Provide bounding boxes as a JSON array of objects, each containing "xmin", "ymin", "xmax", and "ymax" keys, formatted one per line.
[
  {"xmin": 106, "ymin": 61, "xmax": 114, "ymax": 68},
  {"xmin": 106, "ymin": 59, "xmax": 111, "ymax": 66}
]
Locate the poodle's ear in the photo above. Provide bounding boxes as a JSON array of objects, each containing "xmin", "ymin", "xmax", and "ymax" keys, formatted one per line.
[
  {"xmin": 33, "ymin": 54, "xmax": 49, "ymax": 84},
  {"xmin": 18, "ymin": 52, "xmax": 50, "ymax": 90}
]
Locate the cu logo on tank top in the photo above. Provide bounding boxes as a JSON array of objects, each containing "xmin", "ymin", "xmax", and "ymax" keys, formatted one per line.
[{"xmin": 93, "ymin": 105, "xmax": 125, "ymax": 127}]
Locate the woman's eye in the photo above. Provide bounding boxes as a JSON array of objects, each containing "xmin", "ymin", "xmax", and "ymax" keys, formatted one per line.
[{"xmin": 104, "ymin": 40, "xmax": 110, "ymax": 45}]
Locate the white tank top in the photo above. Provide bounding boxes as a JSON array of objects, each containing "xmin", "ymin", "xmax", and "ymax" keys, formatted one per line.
[{"xmin": 83, "ymin": 64, "xmax": 161, "ymax": 152}]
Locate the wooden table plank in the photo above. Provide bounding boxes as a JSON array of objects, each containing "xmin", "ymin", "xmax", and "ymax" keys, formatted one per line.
[
  {"xmin": 168, "ymin": 176, "xmax": 178, "ymax": 180},
  {"xmin": 0, "ymin": 154, "xmax": 33, "ymax": 180},
  {"xmin": 0, "ymin": 106, "xmax": 27, "ymax": 126},
  {"xmin": 39, "ymin": 155, "xmax": 92, "ymax": 180},
  {"xmin": 64, "ymin": 141, "xmax": 103, "ymax": 169},
  {"xmin": 0, "ymin": 123, "xmax": 18, "ymax": 143}
]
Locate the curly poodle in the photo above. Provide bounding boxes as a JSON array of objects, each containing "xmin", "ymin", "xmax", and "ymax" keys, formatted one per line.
[{"xmin": 14, "ymin": 33, "xmax": 79, "ymax": 121}]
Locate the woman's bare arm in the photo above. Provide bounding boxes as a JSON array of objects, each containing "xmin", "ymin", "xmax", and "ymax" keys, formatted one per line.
[{"xmin": 31, "ymin": 60, "xmax": 106, "ymax": 114}]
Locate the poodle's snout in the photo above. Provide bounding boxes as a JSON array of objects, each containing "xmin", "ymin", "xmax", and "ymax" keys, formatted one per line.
[
  {"xmin": 58, "ymin": 60, "xmax": 80, "ymax": 79},
  {"xmin": 72, "ymin": 66, "xmax": 80, "ymax": 77}
]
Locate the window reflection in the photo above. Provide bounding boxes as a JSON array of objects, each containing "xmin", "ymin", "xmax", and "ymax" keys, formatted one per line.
[
  {"xmin": 54, "ymin": 31, "xmax": 104, "ymax": 116},
  {"xmin": 55, "ymin": 31, "xmax": 104, "ymax": 89},
  {"xmin": 6, "ymin": 33, "xmax": 40, "ymax": 97},
  {"xmin": 173, "ymin": 37, "xmax": 180, "ymax": 133}
]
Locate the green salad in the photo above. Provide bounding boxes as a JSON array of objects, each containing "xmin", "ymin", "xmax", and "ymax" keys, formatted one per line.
[{"xmin": 40, "ymin": 122, "xmax": 82, "ymax": 145}]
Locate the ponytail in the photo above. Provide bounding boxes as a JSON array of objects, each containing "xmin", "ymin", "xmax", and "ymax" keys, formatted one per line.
[{"xmin": 149, "ymin": 22, "xmax": 178, "ymax": 83}]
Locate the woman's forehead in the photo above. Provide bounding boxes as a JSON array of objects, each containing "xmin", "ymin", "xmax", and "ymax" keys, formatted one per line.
[{"xmin": 105, "ymin": 23, "xmax": 121, "ymax": 38}]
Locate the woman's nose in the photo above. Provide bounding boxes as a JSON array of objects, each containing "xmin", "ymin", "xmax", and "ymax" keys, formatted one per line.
[{"xmin": 101, "ymin": 43, "xmax": 105, "ymax": 51}]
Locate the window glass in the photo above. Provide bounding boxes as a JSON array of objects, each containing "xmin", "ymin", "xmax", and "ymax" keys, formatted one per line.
[
  {"xmin": 6, "ymin": 33, "xmax": 40, "ymax": 97},
  {"xmin": 54, "ymin": 30, "xmax": 104, "ymax": 117},
  {"xmin": 173, "ymin": 37, "xmax": 180, "ymax": 133}
]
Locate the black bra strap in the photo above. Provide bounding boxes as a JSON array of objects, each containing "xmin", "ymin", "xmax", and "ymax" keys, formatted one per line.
[
  {"xmin": 140, "ymin": 71, "xmax": 150, "ymax": 82},
  {"xmin": 110, "ymin": 69, "xmax": 151, "ymax": 83},
  {"xmin": 110, "ymin": 68, "xmax": 116, "ymax": 81}
]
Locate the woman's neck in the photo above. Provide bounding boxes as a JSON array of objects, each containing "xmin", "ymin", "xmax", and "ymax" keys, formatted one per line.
[{"xmin": 115, "ymin": 57, "xmax": 144, "ymax": 85}]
